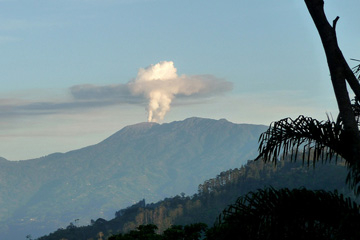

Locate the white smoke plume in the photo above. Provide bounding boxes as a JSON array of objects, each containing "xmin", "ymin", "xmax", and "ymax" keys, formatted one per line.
[
  {"xmin": 128, "ymin": 61, "xmax": 232, "ymax": 122},
  {"xmin": 0, "ymin": 61, "xmax": 231, "ymax": 122}
]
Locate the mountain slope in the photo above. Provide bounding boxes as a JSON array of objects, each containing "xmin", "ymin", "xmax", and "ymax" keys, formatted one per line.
[
  {"xmin": 37, "ymin": 158, "xmax": 354, "ymax": 240},
  {"xmin": 0, "ymin": 117, "xmax": 267, "ymax": 239}
]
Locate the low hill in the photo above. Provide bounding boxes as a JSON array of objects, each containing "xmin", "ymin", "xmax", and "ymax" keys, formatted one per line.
[
  {"xmin": 0, "ymin": 117, "xmax": 267, "ymax": 239},
  {"xmin": 37, "ymin": 157, "xmax": 354, "ymax": 240}
]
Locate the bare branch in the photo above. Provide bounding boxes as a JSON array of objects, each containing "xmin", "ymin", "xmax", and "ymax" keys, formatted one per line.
[{"xmin": 332, "ymin": 16, "xmax": 339, "ymax": 29}]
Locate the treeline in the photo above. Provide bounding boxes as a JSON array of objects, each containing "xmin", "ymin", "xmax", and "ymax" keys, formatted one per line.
[
  {"xmin": 108, "ymin": 188, "xmax": 360, "ymax": 240},
  {"xmin": 37, "ymin": 157, "xmax": 354, "ymax": 240},
  {"xmin": 108, "ymin": 223, "xmax": 208, "ymax": 240}
]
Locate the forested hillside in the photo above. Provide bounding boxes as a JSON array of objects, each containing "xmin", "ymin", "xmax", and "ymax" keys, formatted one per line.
[
  {"xmin": 38, "ymin": 157, "xmax": 353, "ymax": 240},
  {"xmin": 0, "ymin": 117, "xmax": 266, "ymax": 240}
]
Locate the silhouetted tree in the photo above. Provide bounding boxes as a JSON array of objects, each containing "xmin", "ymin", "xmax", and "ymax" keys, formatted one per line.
[
  {"xmin": 108, "ymin": 223, "xmax": 207, "ymax": 240},
  {"xmin": 206, "ymin": 188, "xmax": 360, "ymax": 240},
  {"xmin": 108, "ymin": 224, "xmax": 161, "ymax": 240},
  {"xmin": 257, "ymin": 0, "xmax": 360, "ymax": 193}
]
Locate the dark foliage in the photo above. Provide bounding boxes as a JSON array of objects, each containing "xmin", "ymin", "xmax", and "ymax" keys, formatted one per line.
[
  {"xmin": 108, "ymin": 223, "xmax": 207, "ymax": 240},
  {"xmin": 256, "ymin": 115, "xmax": 343, "ymax": 165},
  {"xmin": 207, "ymin": 187, "xmax": 360, "ymax": 240}
]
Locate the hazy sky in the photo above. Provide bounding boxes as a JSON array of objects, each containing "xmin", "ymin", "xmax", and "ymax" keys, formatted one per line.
[{"xmin": 1, "ymin": 0, "xmax": 360, "ymax": 160}]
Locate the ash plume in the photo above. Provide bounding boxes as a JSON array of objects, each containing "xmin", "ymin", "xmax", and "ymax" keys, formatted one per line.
[{"xmin": 128, "ymin": 61, "xmax": 232, "ymax": 122}]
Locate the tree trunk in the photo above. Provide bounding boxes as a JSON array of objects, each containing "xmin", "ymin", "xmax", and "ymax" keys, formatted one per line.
[{"xmin": 304, "ymin": 0, "xmax": 360, "ymax": 165}]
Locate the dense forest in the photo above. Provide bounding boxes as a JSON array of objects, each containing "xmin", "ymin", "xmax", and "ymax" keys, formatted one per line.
[{"xmin": 37, "ymin": 157, "xmax": 355, "ymax": 240}]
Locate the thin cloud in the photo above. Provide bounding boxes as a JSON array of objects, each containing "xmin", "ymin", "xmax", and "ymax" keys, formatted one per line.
[
  {"xmin": 0, "ymin": 97, "xmax": 136, "ymax": 118},
  {"xmin": 70, "ymin": 84, "xmax": 143, "ymax": 104}
]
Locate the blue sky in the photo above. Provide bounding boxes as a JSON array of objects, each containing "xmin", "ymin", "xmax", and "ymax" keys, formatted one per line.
[{"xmin": 1, "ymin": 0, "xmax": 360, "ymax": 160}]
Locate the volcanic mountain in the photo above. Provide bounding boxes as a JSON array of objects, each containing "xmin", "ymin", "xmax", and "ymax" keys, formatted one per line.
[{"xmin": 0, "ymin": 117, "xmax": 267, "ymax": 239}]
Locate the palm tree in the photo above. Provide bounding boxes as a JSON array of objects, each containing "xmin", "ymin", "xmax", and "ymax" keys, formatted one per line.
[
  {"xmin": 207, "ymin": 2, "xmax": 360, "ymax": 239},
  {"xmin": 256, "ymin": 0, "xmax": 360, "ymax": 193}
]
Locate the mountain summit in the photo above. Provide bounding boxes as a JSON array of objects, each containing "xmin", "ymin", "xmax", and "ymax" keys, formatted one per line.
[{"xmin": 0, "ymin": 117, "xmax": 267, "ymax": 239}]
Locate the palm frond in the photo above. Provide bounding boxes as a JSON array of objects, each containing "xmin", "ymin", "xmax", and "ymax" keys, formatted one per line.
[
  {"xmin": 351, "ymin": 59, "xmax": 360, "ymax": 80},
  {"xmin": 256, "ymin": 115, "xmax": 344, "ymax": 166},
  {"xmin": 346, "ymin": 164, "xmax": 360, "ymax": 194},
  {"xmin": 208, "ymin": 187, "xmax": 360, "ymax": 240}
]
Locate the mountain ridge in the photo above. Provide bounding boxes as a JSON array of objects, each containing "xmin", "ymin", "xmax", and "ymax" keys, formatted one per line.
[{"xmin": 0, "ymin": 117, "xmax": 267, "ymax": 239}]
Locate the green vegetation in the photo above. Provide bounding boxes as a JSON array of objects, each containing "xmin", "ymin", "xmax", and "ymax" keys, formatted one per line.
[
  {"xmin": 37, "ymin": 157, "xmax": 354, "ymax": 240},
  {"xmin": 107, "ymin": 188, "xmax": 360, "ymax": 240},
  {"xmin": 0, "ymin": 117, "xmax": 266, "ymax": 239}
]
